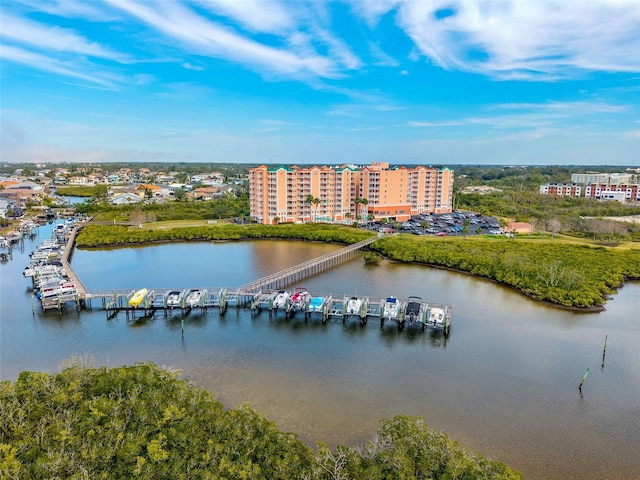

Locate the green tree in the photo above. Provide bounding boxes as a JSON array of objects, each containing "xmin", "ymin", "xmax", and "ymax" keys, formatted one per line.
[{"xmin": 462, "ymin": 219, "xmax": 470, "ymax": 238}]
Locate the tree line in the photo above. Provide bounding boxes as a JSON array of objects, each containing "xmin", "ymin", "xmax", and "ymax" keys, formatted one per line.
[{"xmin": 371, "ymin": 235, "xmax": 640, "ymax": 308}]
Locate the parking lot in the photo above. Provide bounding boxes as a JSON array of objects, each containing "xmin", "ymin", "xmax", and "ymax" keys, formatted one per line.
[{"xmin": 364, "ymin": 211, "xmax": 502, "ymax": 237}]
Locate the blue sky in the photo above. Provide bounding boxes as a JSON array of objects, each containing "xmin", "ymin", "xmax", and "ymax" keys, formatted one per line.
[{"xmin": 1, "ymin": 0, "xmax": 639, "ymax": 166}]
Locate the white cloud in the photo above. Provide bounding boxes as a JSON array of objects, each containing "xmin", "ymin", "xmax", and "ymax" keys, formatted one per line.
[
  {"xmin": 182, "ymin": 62, "xmax": 204, "ymax": 71},
  {"xmin": 353, "ymin": 0, "xmax": 640, "ymax": 80},
  {"xmin": 1, "ymin": 14, "xmax": 129, "ymax": 62},
  {"xmin": 193, "ymin": 0, "xmax": 295, "ymax": 33},
  {"xmin": 0, "ymin": 43, "xmax": 121, "ymax": 89},
  {"xmin": 104, "ymin": 0, "xmax": 341, "ymax": 79},
  {"xmin": 408, "ymin": 120, "xmax": 464, "ymax": 127}
]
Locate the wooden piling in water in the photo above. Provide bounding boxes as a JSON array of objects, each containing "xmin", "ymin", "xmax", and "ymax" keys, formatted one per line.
[{"xmin": 579, "ymin": 368, "xmax": 590, "ymax": 392}]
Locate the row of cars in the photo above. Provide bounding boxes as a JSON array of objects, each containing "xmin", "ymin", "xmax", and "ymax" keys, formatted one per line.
[{"xmin": 365, "ymin": 211, "xmax": 502, "ymax": 237}]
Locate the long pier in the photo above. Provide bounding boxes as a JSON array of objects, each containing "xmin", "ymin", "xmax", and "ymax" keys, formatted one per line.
[
  {"xmin": 237, "ymin": 235, "xmax": 380, "ymax": 293},
  {"xmin": 60, "ymin": 225, "xmax": 88, "ymax": 295},
  {"xmin": 33, "ymin": 228, "xmax": 453, "ymax": 334}
]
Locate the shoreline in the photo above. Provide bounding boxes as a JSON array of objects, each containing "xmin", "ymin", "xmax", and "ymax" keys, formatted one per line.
[
  {"xmin": 71, "ymin": 229, "xmax": 628, "ymax": 312},
  {"xmin": 395, "ymin": 259, "xmax": 609, "ymax": 313}
]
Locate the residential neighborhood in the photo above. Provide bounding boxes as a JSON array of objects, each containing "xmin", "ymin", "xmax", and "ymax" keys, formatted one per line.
[{"xmin": 0, "ymin": 164, "xmax": 245, "ymax": 219}]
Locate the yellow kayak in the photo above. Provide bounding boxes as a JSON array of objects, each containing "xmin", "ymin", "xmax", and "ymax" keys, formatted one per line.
[{"xmin": 128, "ymin": 288, "xmax": 148, "ymax": 307}]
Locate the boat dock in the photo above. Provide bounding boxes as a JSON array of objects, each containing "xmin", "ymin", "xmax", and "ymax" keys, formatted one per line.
[{"xmin": 28, "ymin": 226, "xmax": 452, "ymax": 334}]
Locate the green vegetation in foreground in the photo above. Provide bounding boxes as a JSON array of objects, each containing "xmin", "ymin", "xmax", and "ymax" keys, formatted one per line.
[
  {"xmin": 371, "ymin": 235, "xmax": 640, "ymax": 308},
  {"xmin": 0, "ymin": 362, "xmax": 521, "ymax": 480},
  {"xmin": 75, "ymin": 223, "xmax": 375, "ymax": 247}
]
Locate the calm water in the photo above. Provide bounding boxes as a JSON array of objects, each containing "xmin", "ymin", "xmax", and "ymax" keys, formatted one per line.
[{"xmin": 1, "ymin": 223, "xmax": 639, "ymax": 480}]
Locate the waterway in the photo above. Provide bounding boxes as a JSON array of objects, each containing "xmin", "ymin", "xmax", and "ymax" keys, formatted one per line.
[{"xmin": 1, "ymin": 223, "xmax": 639, "ymax": 479}]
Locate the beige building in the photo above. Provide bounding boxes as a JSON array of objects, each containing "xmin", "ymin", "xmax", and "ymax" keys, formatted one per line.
[{"xmin": 249, "ymin": 163, "xmax": 453, "ymax": 225}]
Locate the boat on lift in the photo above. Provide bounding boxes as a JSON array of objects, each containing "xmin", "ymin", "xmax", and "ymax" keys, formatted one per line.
[
  {"xmin": 128, "ymin": 288, "xmax": 148, "ymax": 308},
  {"xmin": 272, "ymin": 290, "xmax": 290, "ymax": 309},
  {"xmin": 428, "ymin": 306, "xmax": 446, "ymax": 328},
  {"xmin": 185, "ymin": 289, "xmax": 203, "ymax": 308},
  {"xmin": 165, "ymin": 290, "xmax": 183, "ymax": 308},
  {"xmin": 345, "ymin": 296, "xmax": 363, "ymax": 316},
  {"xmin": 382, "ymin": 296, "xmax": 402, "ymax": 320},
  {"xmin": 290, "ymin": 287, "xmax": 310, "ymax": 312}
]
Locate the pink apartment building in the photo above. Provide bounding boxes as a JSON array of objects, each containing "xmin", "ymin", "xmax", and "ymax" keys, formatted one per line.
[{"xmin": 249, "ymin": 162, "xmax": 454, "ymax": 225}]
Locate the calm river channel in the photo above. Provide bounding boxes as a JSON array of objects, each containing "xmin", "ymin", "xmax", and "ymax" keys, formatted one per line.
[{"xmin": 1, "ymin": 223, "xmax": 639, "ymax": 479}]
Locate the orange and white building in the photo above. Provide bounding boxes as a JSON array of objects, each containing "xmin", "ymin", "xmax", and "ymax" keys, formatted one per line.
[{"xmin": 249, "ymin": 162, "xmax": 454, "ymax": 225}]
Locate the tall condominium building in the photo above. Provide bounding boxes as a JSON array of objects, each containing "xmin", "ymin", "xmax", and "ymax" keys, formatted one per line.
[{"xmin": 249, "ymin": 162, "xmax": 454, "ymax": 225}]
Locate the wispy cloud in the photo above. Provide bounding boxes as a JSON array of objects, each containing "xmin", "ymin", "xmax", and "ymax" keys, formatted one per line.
[
  {"xmin": 0, "ymin": 43, "xmax": 122, "ymax": 89},
  {"xmin": 353, "ymin": 0, "xmax": 640, "ymax": 80},
  {"xmin": 1, "ymin": 13, "xmax": 129, "ymax": 62},
  {"xmin": 193, "ymin": 0, "xmax": 296, "ymax": 33},
  {"xmin": 182, "ymin": 62, "xmax": 204, "ymax": 71},
  {"xmin": 408, "ymin": 120, "xmax": 464, "ymax": 128},
  {"xmin": 104, "ymin": 0, "xmax": 341, "ymax": 79}
]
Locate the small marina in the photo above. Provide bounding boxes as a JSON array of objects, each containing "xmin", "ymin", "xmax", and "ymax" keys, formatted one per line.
[{"xmin": 23, "ymin": 220, "xmax": 452, "ymax": 335}]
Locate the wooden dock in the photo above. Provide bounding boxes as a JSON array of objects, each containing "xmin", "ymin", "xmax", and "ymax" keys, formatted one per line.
[{"xmin": 34, "ymin": 229, "xmax": 452, "ymax": 334}]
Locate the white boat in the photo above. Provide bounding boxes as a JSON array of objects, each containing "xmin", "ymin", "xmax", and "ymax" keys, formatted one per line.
[
  {"xmin": 382, "ymin": 296, "xmax": 401, "ymax": 319},
  {"xmin": 39, "ymin": 281, "xmax": 77, "ymax": 300},
  {"xmin": 345, "ymin": 296, "xmax": 362, "ymax": 315},
  {"xmin": 186, "ymin": 289, "xmax": 202, "ymax": 307},
  {"xmin": 56, "ymin": 281, "xmax": 77, "ymax": 297},
  {"xmin": 53, "ymin": 223, "xmax": 68, "ymax": 234},
  {"xmin": 272, "ymin": 290, "xmax": 290, "ymax": 308},
  {"xmin": 24, "ymin": 264, "xmax": 66, "ymax": 278},
  {"xmin": 165, "ymin": 290, "xmax": 183, "ymax": 307},
  {"xmin": 428, "ymin": 307, "xmax": 446, "ymax": 327}
]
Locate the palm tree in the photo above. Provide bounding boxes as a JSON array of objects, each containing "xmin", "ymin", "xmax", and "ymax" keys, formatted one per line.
[
  {"xmin": 312, "ymin": 197, "xmax": 321, "ymax": 221},
  {"xmin": 355, "ymin": 197, "xmax": 369, "ymax": 224},
  {"xmin": 306, "ymin": 194, "xmax": 321, "ymax": 222},
  {"xmin": 305, "ymin": 194, "xmax": 314, "ymax": 223},
  {"xmin": 421, "ymin": 220, "xmax": 430, "ymax": 235}
]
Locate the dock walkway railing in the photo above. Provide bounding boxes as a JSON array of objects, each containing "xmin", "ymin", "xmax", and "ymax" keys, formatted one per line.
[{"xmin": 237, "ymin": 235, "xmax": 379, "ymax": 293}]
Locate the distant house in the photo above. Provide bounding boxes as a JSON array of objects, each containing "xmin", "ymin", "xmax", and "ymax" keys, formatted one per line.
[
  {"xmin": 0, "ymin": 181, "xmax": 44, "ymax": 205},
  {"xmin": 507, "ymin": 222, "xmax": 533, "ymax": 234},
  {"xmin": 135, "ymin": 184, "xmax": 162, "ymax": 198},
  {"xmin": 189, "ymin": 187, "xmax": 220, "ymax": 201},
  {"xmin": 110, "ymin": 192, "xmax": 143, "ymax": 205},
  {"xmin": 0, "ymin": 198, "xmax": 13, "ymax": 218}
]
